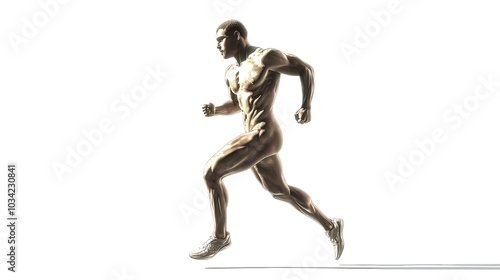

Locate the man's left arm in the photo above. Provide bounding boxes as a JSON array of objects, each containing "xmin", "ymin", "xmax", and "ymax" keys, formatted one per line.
[{"xmin": 263, "ymin": 49, "xmax": 314, "ymax": 124}]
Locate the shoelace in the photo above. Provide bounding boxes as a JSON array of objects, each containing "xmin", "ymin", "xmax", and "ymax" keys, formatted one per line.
[{"xmin": 195, "ymin": 235, "xmax": 219, "ymax": 250}]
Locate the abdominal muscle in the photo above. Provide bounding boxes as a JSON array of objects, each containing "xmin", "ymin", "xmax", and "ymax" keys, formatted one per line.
[
  {"xmin": 232, "ymin": 49, "xmax": 283, "ymax": 151},
  {"xmin": 237, "ymin": 89, "xmax": 283, "ymax": 153}
]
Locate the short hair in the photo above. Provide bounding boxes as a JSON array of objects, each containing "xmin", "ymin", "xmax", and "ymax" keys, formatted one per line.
[{"xmin": 217, "ymin": 20, "xmax": 248, "ymax": 39}]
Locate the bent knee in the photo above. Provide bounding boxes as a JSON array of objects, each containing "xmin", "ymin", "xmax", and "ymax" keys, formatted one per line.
[
  {"xmin": 203, "ymin": 166, "xmax": 217, "ymax": 182},
  {"xmin": 203, "ymin": 162, "xmax": 225, "ymax": 187}
]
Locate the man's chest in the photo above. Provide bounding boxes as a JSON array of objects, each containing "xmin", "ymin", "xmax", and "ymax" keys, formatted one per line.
[{"xmin": 226, "ymin": 54, "xmax": 267, "ymax": 93}]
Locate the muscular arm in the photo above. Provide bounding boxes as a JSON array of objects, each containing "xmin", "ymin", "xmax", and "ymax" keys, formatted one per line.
[
  {"xmin": 214, "ymin": 91, "xmax": 240, "ymax": 116},
  {"xmin": 263, "ymin": 49, "xmax": 315, "ymax": 110},
  {"xmin": 203, "ymin": 80, "xmax": 241, "ymax": 117}
]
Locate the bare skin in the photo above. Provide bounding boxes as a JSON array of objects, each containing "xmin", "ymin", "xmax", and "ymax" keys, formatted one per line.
[{"xmin": 202, "ymin": 28, "xmax": 334, "ymax": 240}]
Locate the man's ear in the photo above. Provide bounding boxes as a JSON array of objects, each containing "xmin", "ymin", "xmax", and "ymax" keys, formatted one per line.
[{"xmin": 234, "ymin": 30, "xmax": 241, "ymax": 40}]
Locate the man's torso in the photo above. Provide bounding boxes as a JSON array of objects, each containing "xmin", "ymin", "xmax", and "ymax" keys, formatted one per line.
[{"xmin": 225, "ymin": 48, "xmax": 281, "ymax": 132}]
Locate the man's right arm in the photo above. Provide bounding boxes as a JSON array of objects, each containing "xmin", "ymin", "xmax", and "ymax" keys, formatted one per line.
[
  {"xmin": 203, "ymin": 66, "xmax": 241, "ymax": 117},
  {"xmin": 203, "ymin": 85, "xmax": 240, "ymax": 117}
]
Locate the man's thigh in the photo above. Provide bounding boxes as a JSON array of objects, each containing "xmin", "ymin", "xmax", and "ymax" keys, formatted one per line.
[{"xmin": 206, "ymin": 130, "xmax": 273, "ymax": 178}]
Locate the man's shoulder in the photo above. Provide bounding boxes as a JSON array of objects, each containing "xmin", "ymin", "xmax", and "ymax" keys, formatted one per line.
[
  {"xmin": 224, "ymin": 64, "xmax": 236, "ymax": 72},
  {"xmin": 253, "ymin": 47, "xmax": 284, "ymax": 58},
  {"xmin": 224, "ymin": 64, "xmax": 237, "ymax": 85},
  {"xmin": 248, "ymin": 48, "xmax": 288, "ymax": 69}
]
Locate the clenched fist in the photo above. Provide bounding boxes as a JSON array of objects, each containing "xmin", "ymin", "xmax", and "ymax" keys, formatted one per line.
[
  {"xmin": 295, "ymin": 108, "xmax": 311, "ymax": 124},
  {"xmin": 202, "ymin": 103, "xmax": 215, "ymax": 117}
]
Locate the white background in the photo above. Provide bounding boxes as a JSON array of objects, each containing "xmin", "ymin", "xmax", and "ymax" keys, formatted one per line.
[{"xmin": 1, "ymin": 0, "xmax": 500, "ymax": 279}]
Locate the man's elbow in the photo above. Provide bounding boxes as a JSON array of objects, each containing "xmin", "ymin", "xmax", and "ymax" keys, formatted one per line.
[
  {"xmin": 299, "ymin": 63, "xmax": 314, "ymax": 78},
  {"xmin": 305, "ymin": 64, "xmax": 314, "ymax": 77}
]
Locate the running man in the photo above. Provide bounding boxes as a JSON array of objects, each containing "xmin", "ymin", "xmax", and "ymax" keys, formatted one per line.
[{"xmin": 189, "ymin": 20, "xmax": 344, "ymax": 260}]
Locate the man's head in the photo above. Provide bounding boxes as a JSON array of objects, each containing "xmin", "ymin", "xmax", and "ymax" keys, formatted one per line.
[{"xmin": 216, "ymin": 20, "xmax": 248, "ymax": 59}]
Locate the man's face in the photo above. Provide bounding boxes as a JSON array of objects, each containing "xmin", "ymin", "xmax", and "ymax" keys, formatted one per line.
[{"xmin": 216, "ymin": 29, "xmax": 236, "ymax": 59}]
